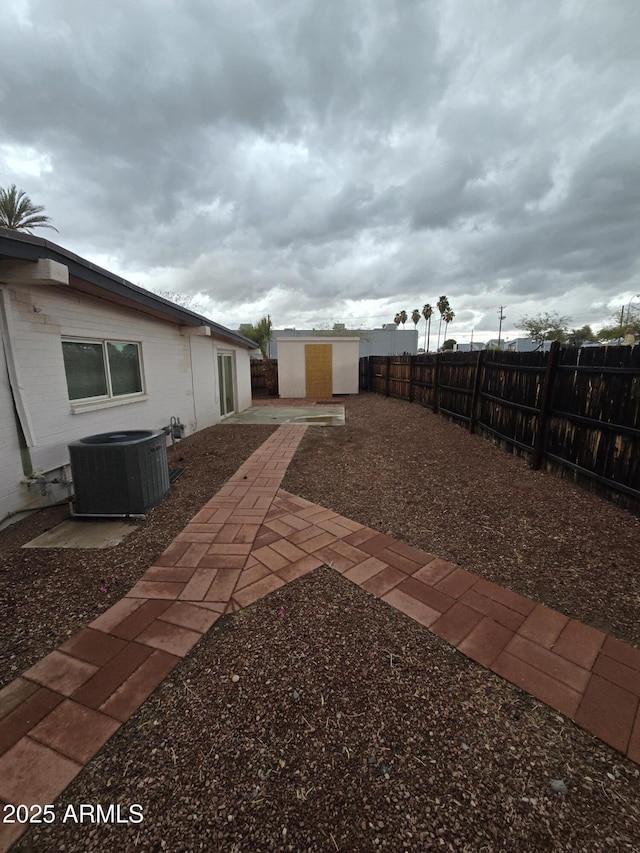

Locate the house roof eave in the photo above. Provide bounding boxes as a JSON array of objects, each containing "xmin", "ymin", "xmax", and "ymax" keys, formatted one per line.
[{"xmin": 0, "ymin": 227, "xmax": 255, "ymax": 350}]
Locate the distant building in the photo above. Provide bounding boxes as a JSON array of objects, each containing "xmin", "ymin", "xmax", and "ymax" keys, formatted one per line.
[
  {"xmin": 455, "ymin": 341, "xmax": 486, "ymax": 352},
  {"xmin": 482, "ymin": 338, "xmax": 552, "ymax": 352},
  {"xmin": 503, "ymin": 338, "xmax": 553, "ymax": 352},
  {"xmin": 245, "ymin": 326, "xmax": 419, "ymax": 359}
]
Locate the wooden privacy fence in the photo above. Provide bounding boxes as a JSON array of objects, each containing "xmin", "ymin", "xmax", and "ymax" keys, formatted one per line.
[
  {"xmin": 250, "ymin": 358, "xmax": 278, "ymax": 394},
  {"xmin": 360, "ymin": 345, "xmax": 640, "ymax": 512}
]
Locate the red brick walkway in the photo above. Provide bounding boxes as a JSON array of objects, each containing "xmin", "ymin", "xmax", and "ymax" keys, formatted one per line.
[{"xmin": 1, "ymin": 423, "xmax": 640, "ymax": 850}]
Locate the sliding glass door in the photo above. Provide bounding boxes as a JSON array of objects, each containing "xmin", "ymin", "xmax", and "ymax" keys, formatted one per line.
[{"xmin": 217, "ymin": 353, "xmax": 235, "ymax": 417}]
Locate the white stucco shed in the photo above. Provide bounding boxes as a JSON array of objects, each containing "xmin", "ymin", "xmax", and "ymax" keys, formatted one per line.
[{"xmin": 277, "ymin": 336, "xmax": 360, "ymax": 399}]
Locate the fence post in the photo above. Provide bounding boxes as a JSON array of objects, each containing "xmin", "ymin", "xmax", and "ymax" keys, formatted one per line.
[
  {"xmin": 409, "ymin": 356, "xmax": 415, "ymax": 403},
  {"xmin": 469, "ymin": 350, "xmax": 484, "ymax": 433},
  {"xmin": 385, "ymin": 356, "xmax": 391, "ymax": 397},
  {"xmin": 432, "ymin": 353, "xmax": 440, "ymax": 413},
  {"xmin": 532, "ymin": 341, "xmax": 560, "ymax": 469}
]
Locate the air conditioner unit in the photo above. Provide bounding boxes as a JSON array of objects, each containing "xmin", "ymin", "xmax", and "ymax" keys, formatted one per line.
[{"xmin": 68, "ymin": 430, "xmax": 170, "ymax": 516}]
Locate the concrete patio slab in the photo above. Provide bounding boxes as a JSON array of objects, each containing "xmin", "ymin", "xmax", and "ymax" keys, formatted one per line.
[
  {"xmin": 22, "ymin": 518, "xmax": 137, "ymax": 549},
  {"xmin": 224, "ymin": 405, "xmax": 345, "ymax": 426}
]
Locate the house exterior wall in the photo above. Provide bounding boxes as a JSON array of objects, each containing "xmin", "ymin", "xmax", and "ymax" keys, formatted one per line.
[
  {"xmin": 277, "ymin": 337, "xmax": 360, "ymax": 398},
  {"xmin": 190, "ymin": 335, "xmax": 218, "ymax": 428},
  {"xmin": 0, "ymin": 283, "xmax": 251, "ymax": 521}
]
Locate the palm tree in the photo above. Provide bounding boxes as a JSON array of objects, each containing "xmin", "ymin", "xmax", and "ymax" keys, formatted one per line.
[
  {"xmin": 411, "ymin": 309, "xmax": 421, "ymax": 351},
  {"xmin": 399, "ymin": 310, "xmax": 408, "ymax": 329},
  {"xmin": 0, "ymin": 185, "xmax": 58, "ymax": 233},
  {"xmin": 443, "ymin": 308, "xmax": 455, "ymax": 345},
  {"xmin": 436, "ymin": 295, "xmax": 450, "ymax": 351},
  {"xmin": 422, "ymin": 303, "xmax": 433, "ymax": 352},
  {"xmin": 242, "ymin": 315, "xmax": 277, "ymax": 395},
  {"xmin": 394, "ymin": 313, "xmax": 401, "ymax": 328}
]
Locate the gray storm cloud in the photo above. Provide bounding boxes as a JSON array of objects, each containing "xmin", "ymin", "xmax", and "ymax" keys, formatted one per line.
[{"xmin": 1, "ymin": 0, "xmax": 638, "ymax": 338}]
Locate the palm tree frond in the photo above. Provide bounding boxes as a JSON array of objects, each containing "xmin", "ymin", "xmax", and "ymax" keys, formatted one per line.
[{"xmin": 0, "ymin": 184, "xmax": 58, "ymax": 233}]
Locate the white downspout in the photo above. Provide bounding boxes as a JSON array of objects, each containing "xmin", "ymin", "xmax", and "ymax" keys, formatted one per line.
[{"xmin": 0, "ymin": 287, "xmax": 36, "ymax": 447}]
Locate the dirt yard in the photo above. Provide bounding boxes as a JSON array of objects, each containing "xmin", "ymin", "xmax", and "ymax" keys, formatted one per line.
[{"xmin": 5, "ymin": 393, "xmax": 640, "ymax": 852}]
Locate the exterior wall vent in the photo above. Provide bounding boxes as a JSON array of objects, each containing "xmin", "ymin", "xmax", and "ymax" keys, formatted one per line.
[{"xmin": 68, "ymin": 430, "xmax": 170, "ymax": 516}]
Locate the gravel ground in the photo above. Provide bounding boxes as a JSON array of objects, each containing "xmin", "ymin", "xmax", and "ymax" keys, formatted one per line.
[
  {"xmin": 282, "ymin": 393, "xmax": 640, "ymax": 648},
  {"xmin": 5, "ymin": 392, "xmax": 640, "ymax": 852},
  {"xmin": 0, "ymin": 424, "xmax": 277, "ymax": 691}
]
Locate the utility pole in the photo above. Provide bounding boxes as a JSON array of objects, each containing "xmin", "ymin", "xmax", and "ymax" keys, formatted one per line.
[
  {"xmin": 497, "ymin": 306, "xmax": 506, "ymax": 349},
  {"xmin": 626, "ymin": 294, "xmax": 640, "ymax": 325}
]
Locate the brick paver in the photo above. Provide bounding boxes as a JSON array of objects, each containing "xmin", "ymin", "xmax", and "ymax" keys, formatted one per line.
[
  {"xmin": 430, "ymin": 601, "xmax": 484, "ymax": 646},
  {"xmin": 2, "ymin": 418, "xmax": 640, "ymax": 852},
  {"xmin": 28, "ymin": 700, "xmax": 120, "ymax": 764}
]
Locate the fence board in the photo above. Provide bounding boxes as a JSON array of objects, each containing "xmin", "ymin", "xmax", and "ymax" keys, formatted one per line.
[
  {"xmin": 476, "ymin": 350, "xmax": 547, "ymax": 458},
  {"xmin": 437, "ymin": 353, "xmax": 477, "ymax": 423},
  {"xmin": 250, "ymin": 359, "xmax": 278, "ymax": 394},
  {"xmin": 366, "ymin": 356, "xmax": 388, "ymax": 396},
  {"xmin": 388, "ymin": 356, "xmax": 412, "ymax": 399},
  {"xmin": 544, "ymin": 345, "xmax": 640, "ymax": 503},
  {"xmin": 412, "ymin": 354, "xmax": 437, "ymax": 409}
]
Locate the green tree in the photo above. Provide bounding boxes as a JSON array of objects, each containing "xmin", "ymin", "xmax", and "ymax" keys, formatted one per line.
[
  {"xmin": 393, "ymin": 313, "xmax": 401, "ymax": 329},
  {"xmin": 0, "ymin": 184, "xmax": 58, "ymax": 233},
  {"xmin": 566, "ymin": 324, "xmax": 597, "ymax": 348},
  {"xmin": 422, "ymin": 303, "xmax": 433, "ymax": 352},
  {"xmin": 436, "ymin": 295, "xmax": 450, "ymax": 351},
  {"xmin": 399, "ymin": 309, "xmax": 408, "ymax": 328},
  {"xmin": 411, "ymin": 308, "xmax": 420, "ymax": 332},
  {"xmin": 517, "ymin": 312, "xmax": 570, "ymax": 345},
  {"xmin": 442, "ymin": 338, "xmax": 457, "ymax": 351},
  {"xmin": 242, "ymin": 315, "xmax": 277, "ymax": 395}
]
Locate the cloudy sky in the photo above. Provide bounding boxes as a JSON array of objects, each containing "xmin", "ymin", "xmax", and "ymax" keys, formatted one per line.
[{"xmin": 2, "ymin": 0, "xmax": 639, "ymax": 344}]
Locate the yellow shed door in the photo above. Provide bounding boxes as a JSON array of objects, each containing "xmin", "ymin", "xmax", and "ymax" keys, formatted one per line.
[{"xmin": 305, "ymin": 344, "xmax": 333, "ymax": 398}]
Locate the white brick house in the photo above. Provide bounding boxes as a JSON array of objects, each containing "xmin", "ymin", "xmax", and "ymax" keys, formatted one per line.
[{"xmin": 0, "ymin": 228, "xmax": 256, "ymax": 523}]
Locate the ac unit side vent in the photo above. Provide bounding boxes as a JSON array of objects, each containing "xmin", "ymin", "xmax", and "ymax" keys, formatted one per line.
[{"xmin": 69, "ymin": 430, "xmax": 170, "ymax": 515}]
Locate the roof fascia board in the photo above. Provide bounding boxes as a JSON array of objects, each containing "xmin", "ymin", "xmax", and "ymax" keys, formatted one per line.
[{"xmin": 0, "ymin": 229, "xmax": 255, "ymax": 349}]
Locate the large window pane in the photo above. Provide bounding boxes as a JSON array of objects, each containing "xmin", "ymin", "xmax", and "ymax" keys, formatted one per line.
[
  {"xmin": 218, "ymin": 355, "xmax": 225, "ymax": 417},
  {"xmin": 218, "ymin": 353, "xmax": 235, "ymax": 416},
  {"xmin": 62, "ymin": 341, "xmax": 108, "ymax": 400},
  {"xmin": 223, "ymin": 354, "xmax": 234, "ymax": 415},
  {"xmin": 107, "ymin": 341, "xmax": 142, "ymax": 395}
]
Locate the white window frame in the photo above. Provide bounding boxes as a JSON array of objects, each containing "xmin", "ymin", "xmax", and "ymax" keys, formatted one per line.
[{"xmin": 61, "ymin": 337, "xmax": 146, "ymax": 404}]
